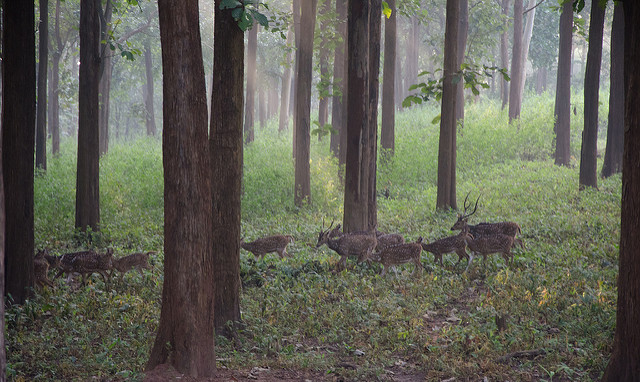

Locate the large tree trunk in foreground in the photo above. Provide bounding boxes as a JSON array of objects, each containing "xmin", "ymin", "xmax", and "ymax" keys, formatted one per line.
[
  {"xmin": 601, "ymin": 2, "xmax": 624, "ymax": 178},
  {"xmin": 211, "ymin": 0, "xmax": 244, "ymax": 336},
  {"xmin": 579, "ymin": 0, "xmax": 606, "ymax": 189},
  {"xmin": 380, "ymin": 0, "xmax": 396, "ymax": 159},
  {"xmin": 36, "ymin": 0, "xmax": 49, "ymax": 171},
  {"xmin": 508, "ymin": 0, "xmax": 523, "ymax": 122},
  {"xmin": 436, "ymin": 0, "xmax": 458, "ymax": 210},
  {"xmin": 2, "ymin": 0, "xmax": 37, "ymax": 305},
  {"xmin": 602, "ymin": 1, "xmax": 640, "ymax": 379},
  {"xmin": 554, "ymin": 1, "xmax": 573, "ymax": 167},
  {"xmin": 147, "ymin": 0, "xmax": 215, "ymax": 377},
  {"xmin": 294, "ymin": 0, "xmax": 318, "ymax": 207}
]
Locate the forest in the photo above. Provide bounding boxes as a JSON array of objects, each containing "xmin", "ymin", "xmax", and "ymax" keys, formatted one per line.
[{"xmin": 2, "ymin": 0, "xmax": 640, "ymax": 381}]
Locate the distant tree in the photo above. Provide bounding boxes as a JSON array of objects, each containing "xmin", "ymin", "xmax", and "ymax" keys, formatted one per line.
[
  {"xmin": 317, "ymin": 0, "xmax": 332, "ymax": 142},
  {"xmin": 49, "ymin": 0, "xmax": 66, "ymax": 156},
  {"xmin": 211, "ymin": 0, "xmax": 244, "ymax": 336},
  {"xmin": 147, "ymin": 0, "xmax": 215, "ymax": 376},
  {"xmin": 367, "ymin": 0, "xmax": 382, "ymax": 229},
  {"xmin": 436, "ymin": 0, "xmax": 458, "ymax": 210},
  {"xmin": 455, "ymin": 0, "xmax": 468, "ymax": 127},
  {"xmin": 517, "ymin": 0, "xmax": 536, "ymax": 102},
  {"xmin": 601, "ymin": 2, "xmax": 624, "ymax": 178},
  {"xmin": 144, "ymin": 40, "xmax": 157, "ymax": 136},
  {"xmin": 334, "ymin": 0, "xmax": 348, "ymax": 165},
  {"xmin": 530, "ymin": 3, "xmax": 560, "ymax": 94},
  {"xmin": 245, "ymin": 23, "xmax": 258, "ymax": 144},
  {"xmin": 294, "ymin": 0, "xmax": 318, "ymax": 207},
  {"xmin": 602, "ymin": 1, "xmax": 640, "ymax": 379},
  {"xmin": 500, "ymin": 0, "xmax": 511, "ymax": 109},
  {"xmin": 554, "ymin": 0, "xmax": 573, "ymax": 166},
  {"xmin": 508, "ymin": 0, "xmax": 523, "ymax": 122},
  {"xmin": 381, "ymin": 0, "xmax": 396, "ymax": 158},
  {"xmin": 278, "ymin": 23, "xmax": 293, "ymax": 133},
  {"xmin": 579, "ymin": 0, "xmax": 606, "ymax": 189},
  {"xmin": 36, "ymin": 0, "xmax": 49, "ymax": 171},
  {"xmin": 0, "ymin": 132, "xmax": 6, "ymax": 380},
  {"xmin": 3, "ymin": 0, "xmax": 37, "ymax": 304},
  {"xmin": 98, "ymin": 0, "xmax": 113, "ymax": 156},
  {"xmin": 76, "ymin": 0, "xmax": 101, "ymax": 233}
]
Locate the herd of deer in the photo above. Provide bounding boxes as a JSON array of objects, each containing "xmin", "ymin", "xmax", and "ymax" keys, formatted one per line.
[
  {"xmin": 241, "ymin": 195, "xmax": 524, "ymax": 276},
  {"xmin": 33, "ymin": 247, "xmax": 155, "ymax": 289}
]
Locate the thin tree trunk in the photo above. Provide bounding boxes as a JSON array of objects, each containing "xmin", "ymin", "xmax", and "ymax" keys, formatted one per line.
[
  {"xmin": 36, "ymin": 0, "xmax": 49, "ymax": 171},
  {"xmin": 330, "ymin": 0, "xmax": 346, "ymax": 157},
  {"xmin": 381, "ymin": 0, "xmax": 396, "ymax": 158},
  {"xmin": 292, "ymin": 0, "xmax": 301, "ymax": 156},
  {"xmin": 98, "ymin": 0, "xmax": 112, "ymax": 156},
  {"xmin": 367, "ymin": 0, "xmax": 381, "ymax": 230},
  {"xmin": 317, "ymin": 0, "xmax": 331, "ymax": 142},
  {"xmin": 554, "ymin": 1, "xmax": 573, "ymax": 166},
  {"xmin": 144, "ymin": 41, "xmax": 157, "ymax": 136},
  {"xmin": 211, "ymin": 0, "xmax": 244, "ymax": 337},
  {"xmin": 337, "ymin": 0, "xmax": 348, "ymax": 166},
  {"xmin": 258, "ymin": 79, "xmax": 266, "ymax": 129},
  {"xmin": 535, "ymin": 67, "xmax": 547, "ymax": 94},
  {"xmin": 500, "ymin": 0, "xmax": 511, "ymax": 110},
  {"xmin": 279, "ymin": 24, "xmax": 293, "ymax": 132},
  {"xmin": 0, "ymin": 123, "xmax": 6, "ymax": 380},
  {"xmin": 244, "ymin": 24, "xmax": 258, "ymax": 144},
  {"xmin": 508, "ymin": 0, "xmax": 523, "ymax": 122},
  {"xmin": 294, "ymin": 0, "xmax": 317, "ymax": 207},
  {"xmin": 147, "ymin": 0, "xmax": 215, "ymax": 376},
  {"xmin": 601, "ymin": 3, "xmax": 624, "ymax": 178},
  {"xmin": 579, "ymin": 0, "xmax": 606, "ymax": 189},
  {"xmin": 517, "ymin": 0, "xmax": 536, "ymax": 102},
  {"xmin": 51, "ymin": 0, "xmax": 62, "ymax": 155}
]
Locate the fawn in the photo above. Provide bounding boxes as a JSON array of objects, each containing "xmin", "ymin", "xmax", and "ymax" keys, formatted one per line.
[
  {"xmin": 316, "ymin": 220, "xmax": 377, "ymax": 271},
  {"xmin": 370, "ymin": 237, "xmax": 423, "ymax": 276},
  {"xmin": 450, "ymin": 193, "xmax": 522, "ymax": 239},
  {"xmin": 241, "ymin": 235, "xmax": 295, "ymax": 260},
  {"xmin": 54, "ymin": 248, "xmax": 114, "ymax": 287},
  {"xmin": 113, "ymin": 251, "xmax": 155, "ymax": 280},
  {"xmin": 34, "ymin": 249, "xmax": 54, "ymax": 288},
  {"xmin": 421, "ymin": 230, "xmax": 473, "ymax": 267}
]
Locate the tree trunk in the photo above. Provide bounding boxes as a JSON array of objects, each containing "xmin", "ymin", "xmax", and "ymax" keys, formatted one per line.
[
  {"xmin": 451, "ymin": 0, "xmax": 468, "ymax": 209},
  {"xmin": 601, "ymin": 3, "xmax": 624, "ymax": 178},
  {"xmin": 0, "ymin": 125, "xmax": 6, "ymax": 380},
  {"xmin": 279, "ymin": 24, "xmax": 293, "ymax": 133},
  {"xmin": 98, "ymin": 0, "xmax": 113, "ymax": 156},
  {"xmin": 210, "ymin": 0, "xmax": 244, "ymax": 337},
  {"xmin": 343, "ymin": 0, "xmax": 370, "ymax": 232},
  {"xmin": 554, "ymin": 1, "xmax": 573, "ymax": 166},
  {"xmin": 330, "ymin": 0, "xmax": 346, "ymax": 158},
  {"xmin": 51, "ymin": 0, "xmax": 63, "ymax": 156},
  {"xmin": 436, "ymin": 0, "xmax": 458, "ymax": 210},
  {"xmin": 147, "ymin": 0, "xmax": 215, "ymax": 376},
  {"xmin": 337, "ymin": 0, "xmax": 349, "ymax": 167},
  {"xmin": 603, "ymin": 2, "xmax": 640, "ymax": 378},
  {"xmin": 2, "ymin": 0, "xmax": 36, "ymax": 305},
  {"xmin": 76, "ymin": 0, "xmax": 101, "ymax": 233},
  {"xmin": 500, "ymin": 0, "xmax": 510, "ymax": 110},
  {"xmin": 517, "ymin": 0, "xmax": 536, "ymax": 102},
  {"xmin": 367, "ymin": 0, "xmax": 381, "ymax": 230},
  {"xmin": 317, "ymin": 0, "xmax": 331, "ymax": 142},
  {"xmin": 144, "ymin": 41, "xmax": 157, "ymax": 136},
  {"xmin": 36, "ymin": 0, "xmax": 49, "ymax": 171},
  {"xmin": 294, "ymin": 0, "xmax": 317, "ymax": 207},
  {"xmin": 258, "ymin": 79, "xmax": 266, "ymax": 129},
  {"xmin": 244, "ymin": 24, "xmax": 258, "ymax": 144},
  {"xmin": 508, "ymin": 0, "xmax": 523, "ymax": 122},
  {"xmin": 535, "ymin": 67, "xmax": 547, "ymax": 94},
  {"xmin": 579, "ymin": 0, "xmax": 606, "ymax": 189},
  {"xmin": 394, "ymin": 31, "xmax": 403, "ymax": 109},
  {"xmin": 380, "ymin": 0, "xmax": 396, "ymax": 158}
]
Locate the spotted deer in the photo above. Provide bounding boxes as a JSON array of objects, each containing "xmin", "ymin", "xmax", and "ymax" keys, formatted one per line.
[
  {"xmin": 316, "ymin": 220, "xmax": 377, "ymax": 271},
  {"xmin": 34, "ymin": 249, "xmax": 54, "ymax": 288},
  {"xmin": 451, "ymin": 193, "xmax": 522, "ymax": 240},
  {"xmin": 113, "ymin": 251, "xmax": 155, "ymax": 280},
  {"xmin": 54, "ymin": 248, "xmax": 114, "ymax": 286},
  {"xmin": 466, "ymin": 232, "xmax": 515, "ymax": 271},
  {"xmin": 241, "ymin": 235, "xmax": 295, "ymax": 260},
  {"xmin": 328, "ymin": 223, "xmax": 404, "ymax": 250},
  {"xmin": 370, "ymin": 237, "xmax": 423, "ymax": 276},
  {"xmin": 421, "ymin": 230, "xmax": 473, "ymax": 267}
]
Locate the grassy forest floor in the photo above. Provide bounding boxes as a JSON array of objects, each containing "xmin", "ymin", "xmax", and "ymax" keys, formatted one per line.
[{"xmin": 9, "ymin": 93, "xmax": 620, "ymax": 381}]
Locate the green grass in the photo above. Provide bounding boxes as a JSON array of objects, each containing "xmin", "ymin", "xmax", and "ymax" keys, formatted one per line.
[{"xmin": 9, "ymin": 93, "xmax": 619, "ymax": 381}]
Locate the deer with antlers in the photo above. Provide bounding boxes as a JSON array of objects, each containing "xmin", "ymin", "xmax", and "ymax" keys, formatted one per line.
[
  {"xmin": 451, "ymin": 193, "xmax": 522, "ymax": 241},
  {"xmin": 316, "ymin": 220, "xmax": 377, "ymax": 271},
  {"xmin": 370, "ymin": 237, "xmax": 424, "ymax": 276},
  {"xmin": 241, "ymin": 235, "xmax": 295, "ymax": 260}
]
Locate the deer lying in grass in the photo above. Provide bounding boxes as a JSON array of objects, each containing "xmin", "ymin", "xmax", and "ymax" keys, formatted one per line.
[
  {"xmin": 241, "ymin": 235, "xmax": 295, "ymax": 260},
  {"xmin": 328, "ymin": 223, "xmax": 404, "ymax": 250},
  {"xmin": 370, "ymin": 237, "xmax": 423, "ymax": 276},
  {"xmin": 113, "ymin": 251, "xmax": 155, "ymax": 280},
  {"xmin": 54, "ymin": 248, "xmax": 114, "ymax": 287},
  {"xmin": 316, "ymin": 221, "xmax": 377, "ymax": 271},
  {"xmin": 421, "ymin": 230, "xmax": 473, "ymax": 267},
  {"xmin": 450, "ymin": 193, "xmax": 522, "ymax": 240},
  {"xmin": 34, "ymin": 249, "xmax": 54, "ymax": 288}
]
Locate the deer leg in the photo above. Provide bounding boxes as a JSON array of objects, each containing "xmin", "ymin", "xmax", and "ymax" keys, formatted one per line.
[
  {"xmin": 380, "ymin": 264, "xmax": 388, "ymax": 276},
  {"xmin": 465, "ymin": 252, "xmax": 475, "ymax": 272}
]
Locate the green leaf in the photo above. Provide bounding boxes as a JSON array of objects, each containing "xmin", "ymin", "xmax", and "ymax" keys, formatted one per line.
[
  {"xmin": 382, "ymin": 1, "xmax": 392, "ymax": 18},
  {"xmin": 220, "ymin": 0, "xmax": 242, "ymax": 10},
  {"xmin": 231, "ymin": 7, "xmax": 244, "ymax": 20},
  {"xmin": 471, "ymin": 86, "xmax": 480, "ymax": 96},
  {"xmin": 253, "ymin": 11, "xmax": 269, "ymax": 27},
  {"xmin": 431, "ymin": 114, "xmax": 441, "ymax": 124}
]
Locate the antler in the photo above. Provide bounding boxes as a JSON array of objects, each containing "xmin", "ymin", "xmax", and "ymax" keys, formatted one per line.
[{"xmin": 460, "ymin": 192, "xmax": 479, "ymax": 219}]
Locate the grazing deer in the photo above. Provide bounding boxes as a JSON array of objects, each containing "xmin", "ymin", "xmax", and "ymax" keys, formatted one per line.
[
  {"xmin": 316, "ymin": 221, "xmax": 377, "ymax": 271},
  {"xmin": 328, "ymin": 223, "xmax": 404, "ymax": 250},
  {"xmin": 466, "ymin": 232, "xmax": 515, "ymax": 271},
  {"xmin": 451, "ymin": 193, "xmax": 522, "ymax": 239},
  {"xmin": 54, "ymin": 248, "xmax": 114, "ymax": 286},
  {"xmin": 241, "ymin": 235, "xmax": 295, "ymax": 260},
  {"xmin": 34, "ymin": 249, "xmax": 54, "ymax": 288},
  {"xmin": 113, "ymin": 251, "xmax": 155, "ymax": 280},
  {"xmin": 370, "ymin": 237, "xmax": 423, "ymax": 276},
  {"xmin": 421, "ymin": 230, "xmax": 473, "ymax": 267}
]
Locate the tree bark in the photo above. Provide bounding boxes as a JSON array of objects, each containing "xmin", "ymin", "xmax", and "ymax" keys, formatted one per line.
[
  {"xmin": 500, "ymin": 0, "xmax": 511, "ymax": 110},
  {"xmin": 211, "ymin": 0, "xmax": 244, "ymax": 337},
  {"xmin": 144, "ymin": 41, "xmax": 157, "ymax": 136},
  {"xmin": 535, "ymin": 67, "xmax": 547, "ymax": 94},
  {"xmin": 436, "ymin": 0, "xmax": 458, "ymax": 210},
  {"xmin": 330, "ymin": 0, "xmax": 346, "ymax": 158},
  {"xmin": 603, "ymin": 1, "xmax": 640, "ymax": 378},
  {"xmin": 367, "ymin": 0, "xmax": 381, "ymax": 230},
  {"xmin": 2, "ymin": 0, "xmax": 36, "ymax": 304},
  {"xmin": 317, "ymin": 0, "xmax": 331, "ymax": 142},
  {"xmin": 244, "ymin": 24, "xmax": 258, "ymax": 144},
  {"xmin": 517, "ymin": 0, "xmax": 536, "ymax": 102},
  {"xmin": 76, "ymin": 0, "xmax": 101, "ymax": 233},
  {"xmin": 0, "ymin": 125, "xmax": 6, "ymax": 380},
  {"xmin": 279, "ymin": 24, "xmax": 293, "ymax": 133},
  {"xmin": 98, "ymin": 0, "xmax": 113, "ymax": 156},
  {"xmin": 344, "ymin": 0, "xmax": 370, "ymax": 232},
  {"xmin": 601, "ymin": 3, "xmax": 624, "ymax": 178},
  {"xmin": 50, "ymin": 0, "xmax": 63, "ymax": 156},
  {"xmin": 337, "ymin": 0, "xmax": 349, "ymax": 167},
  {"xmin": 381, "ymin": 0, "xmax": 396, "ymax": 158},
  {"xmin": 554, "ymin": 1, "xmax": 573, "ymax": 166},
  {"xmin": 36, "ymin": 0, "xmax": 49, "ymax": 171},
  {"xmin": 508, "ymin": 0, "xmax": 523, "ymax": 122},
  {"xmin": 147, "ymin": 0, "xmax": 215, "ymax": 376},
  {"xmin": 579, "ymin": 0, "xmax": 606, "ymax": 189}
]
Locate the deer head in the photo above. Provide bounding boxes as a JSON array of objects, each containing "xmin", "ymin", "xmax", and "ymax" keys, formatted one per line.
[
  {"xmin": 316, "ymin": 219, "xmax": 335, "ymax": 248},
  {"xmin": 451, "ymin": 192, "xmax": 479, "ymax": 231}
]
